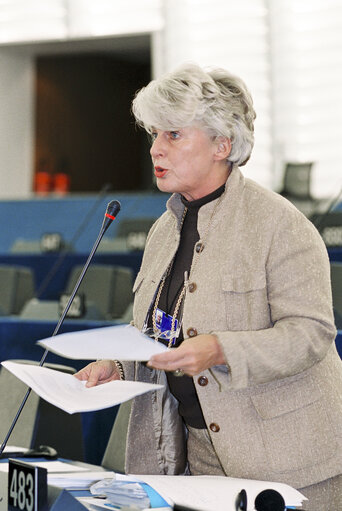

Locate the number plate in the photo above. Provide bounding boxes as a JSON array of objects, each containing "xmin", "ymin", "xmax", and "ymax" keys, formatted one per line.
[{"xmin": 8, "ymin": 459, "xmax": 47, "ymax": 511}]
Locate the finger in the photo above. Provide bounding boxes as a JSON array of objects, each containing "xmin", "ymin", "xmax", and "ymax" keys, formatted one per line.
[
  {"xmin": 147, "ymin": 356, "xmax": 189, "ymax": 372},
  {"xmin": 85, "ymin": 367, "xmax": 103, "ymax": 387},
  {"xmin": 148, "ymin": 350, "xmax": 183, "ymax": 365},
  {"xmin": 74, "ymin": 366, "xmax": 91, "ymax": 381},
  {"xmin": 74, "ymin": 371, "xmax": 86, "ymax": 381}
]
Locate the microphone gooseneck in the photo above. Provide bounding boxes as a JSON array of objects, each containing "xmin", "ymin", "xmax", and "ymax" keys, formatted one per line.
[{"xmin": 0, "ymin": 200, "xmax": 121, "ymax": 456}]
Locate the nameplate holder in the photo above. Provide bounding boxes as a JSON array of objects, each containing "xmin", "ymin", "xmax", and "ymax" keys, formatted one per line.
[
  {"xmin": 321, "ymin": 225, "xmax": 342, "ymax": 247},
  {"xmin": 8, "ymin": 459, "xmax": 47, "ymax": 511},
  {"xmin": 126, "ymin": 231, "xmax": 147, "ymax": 251},
  {"xmin": 59, "ymin": 293, "xmax": 86, "ymax": 318},
  {"xmin": 40, "ymin": 233, "xmax": 64, "ymax": 253}
]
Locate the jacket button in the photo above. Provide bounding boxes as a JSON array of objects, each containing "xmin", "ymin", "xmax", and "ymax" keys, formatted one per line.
[
  {"xmin": 209, "ymin": 423, "xmax": 220, "ymax": 433},
  {"xmin": 198, "ymin": 376, "xmax": 208, "ymax": 386},
  {"xmin": 187, "ymin": 327, "xmax": 198, "ymax": 337},
  {"xmin": 195, "ymin": 242, "xmax": 204, "ymax": 253},
  {"xmin": 188, "ymin": 282, "xmax": 197, "ymax": 293}
]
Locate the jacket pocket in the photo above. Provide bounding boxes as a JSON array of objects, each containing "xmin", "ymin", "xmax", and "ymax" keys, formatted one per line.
[
  {"xmin": 221, "ymin": 271, "xmax": 271, "ymax": 330},
  {"xmin": 251, "ymin": 377, "xmax": 336, "ymax": 473},
  {"xmin": 221, "ymin": 271, "xmax": 266, "ymax": 293}
]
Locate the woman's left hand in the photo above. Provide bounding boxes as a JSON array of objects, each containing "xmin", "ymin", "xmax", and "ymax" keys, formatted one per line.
[{"xmin": 147, "ymin": 334, "xmax": 226, "ymax": 376}]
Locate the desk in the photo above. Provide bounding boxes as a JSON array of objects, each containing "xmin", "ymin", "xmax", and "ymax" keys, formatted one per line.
[
  {"xmin": 0, "ymin": 456, "xmax": 171, "ymax": 511},
  {"xmin": 0, "ymin": 456, "xmax": 113, "ymax": 511}
]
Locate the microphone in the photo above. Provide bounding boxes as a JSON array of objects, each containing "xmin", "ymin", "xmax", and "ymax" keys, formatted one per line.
[
  {"xmin": 0, "ymin": 200, "xmax": 121, "ymax": 456},
  {"xmin": 235, "ymin": 488, "xmax": 287, "ymax": 511},
  {"xmin": 101, "ymin": 200, "xmax": 121, "ymax": 234},
  {"xmin": 254, "ymin": 489, "xmax": 285, "ymax": 511}
]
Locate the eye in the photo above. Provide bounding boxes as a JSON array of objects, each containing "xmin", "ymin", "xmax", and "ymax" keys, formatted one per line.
[
  {"xmin": 169, "ymin": 131, "xmax": 180, "ymax": 140},
  {"xmin": 150, "ymin": 131, "xmax": 158, "ymax": 143}
]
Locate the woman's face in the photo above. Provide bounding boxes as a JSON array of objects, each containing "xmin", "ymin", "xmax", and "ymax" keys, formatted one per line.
[{"xmin": 150, "ymin": 126, "xmax": 229, "ymax": 201}]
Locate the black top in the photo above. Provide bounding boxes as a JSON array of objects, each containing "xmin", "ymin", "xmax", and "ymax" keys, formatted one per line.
[{"xmin": 152, "ymin": 184, "xmax": 225, "ymax": 429}]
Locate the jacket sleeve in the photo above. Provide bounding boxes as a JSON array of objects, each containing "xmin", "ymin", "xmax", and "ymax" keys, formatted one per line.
[{"xmin": 214, "ymin": 209, "xmax": 337, "ymax": 389}]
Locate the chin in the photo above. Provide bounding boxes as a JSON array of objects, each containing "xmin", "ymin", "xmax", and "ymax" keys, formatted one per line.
[{"xmin": 156, "ymin": 180, "xmax": 174, "ymax": 194}]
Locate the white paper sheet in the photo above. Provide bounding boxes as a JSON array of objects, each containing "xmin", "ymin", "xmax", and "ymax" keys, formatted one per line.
[
  {"xmin": 36, "ymin": 324, "xmax": 168, "ymax": 361},
  {"xmin": 118, "ymin": 474, "xmax": 307, "ymax": 511},
  {"xmin": 48, "ymin": 470, "xmax": 116, "ymax": 488},
  {"xmin": 1, "ymin": 361, "xmax": 163, "ymax": 414}
]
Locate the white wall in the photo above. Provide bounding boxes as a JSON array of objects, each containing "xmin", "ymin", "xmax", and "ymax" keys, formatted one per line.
[
  {"xmin": 269, "ymin": 0, "xmax": 342, "ymax": 197},
  {"xmin": 153, "ymin": 0, "xmax": 273, "ymax": 189},
  {"xmin": 0, "ymin": 51, "xmax": 34, "ymax": 198},
  {"xmin": 0, "ymin": 0, "xmax": 341, "ymax": 198}
]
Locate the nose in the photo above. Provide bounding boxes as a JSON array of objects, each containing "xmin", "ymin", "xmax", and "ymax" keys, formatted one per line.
[{"xmin": 150, "ymin": 133, "xmax": 166, "ymax": 159}]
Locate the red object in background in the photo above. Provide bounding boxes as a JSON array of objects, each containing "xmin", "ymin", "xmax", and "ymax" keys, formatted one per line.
[
  {"xmin": 34, "ymin": 171, "xmax": 52, "ymax": 195},
  {"xmin": 53, "ymin": 173, "xmax": 70, "ymax": 195}
]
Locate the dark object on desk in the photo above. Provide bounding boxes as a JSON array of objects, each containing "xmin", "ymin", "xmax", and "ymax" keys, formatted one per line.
[
  {"xmin": 235, "ymin": 488, "xmax": 287, "ymax": 511},
  {"xmin": 23, "ymin": 445, "xmax": 58, "ymax": 459},
  {"xmin": 235, "ymin": 488, "xmax": 247, "ymax": 510},
  {"xmin": 254, "ymin": 489, "xmax": 285, "ymax": 511},
  {"xmin": 0, "ymin": 445, "xmax": 57, "ymax": 460}
]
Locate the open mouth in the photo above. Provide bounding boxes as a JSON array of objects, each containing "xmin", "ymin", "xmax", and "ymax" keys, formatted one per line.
[{"xmin": 154, "ymin": 167, "xmax": 168, "ymax": 178}]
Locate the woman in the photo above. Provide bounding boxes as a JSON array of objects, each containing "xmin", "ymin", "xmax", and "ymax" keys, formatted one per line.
[{"xmin": 76, "ymin": 64, "xmax": 342, "ymax": 509}]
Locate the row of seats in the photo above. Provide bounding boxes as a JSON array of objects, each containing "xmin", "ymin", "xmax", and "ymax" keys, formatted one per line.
[
  {"xmin": 1, "ymin": 261, "xmax": 342, "ymax": 327},
  {"xmin": 0, "ymin": 263, "xmax": 134, "ymax": 323}
]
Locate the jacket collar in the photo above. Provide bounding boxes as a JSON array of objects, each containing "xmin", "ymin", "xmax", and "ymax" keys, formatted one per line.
[{"xmin": 166, "ymin": 165, "xmax": 245, "ymax": 234}]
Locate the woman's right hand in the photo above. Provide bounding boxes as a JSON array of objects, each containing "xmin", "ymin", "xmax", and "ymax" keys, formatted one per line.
[{"xmin": 74, "ymin": 360, "xmax": 120, "ymax": 387}]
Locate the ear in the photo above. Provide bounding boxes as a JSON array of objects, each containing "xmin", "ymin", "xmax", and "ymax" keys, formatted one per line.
[{"xmin": 213, "ymin": 137, "xmax": 231, "ymax": 161}]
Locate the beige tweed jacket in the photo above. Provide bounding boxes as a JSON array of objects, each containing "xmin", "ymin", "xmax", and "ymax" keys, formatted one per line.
[{"xmin": 122, "ymin": 166, "xmax": 342, "ymax": 489}]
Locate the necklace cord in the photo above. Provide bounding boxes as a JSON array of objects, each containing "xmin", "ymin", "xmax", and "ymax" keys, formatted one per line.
[{"xmin": 151, "ymin": 193, "xmax": 224, "ymax": 348}]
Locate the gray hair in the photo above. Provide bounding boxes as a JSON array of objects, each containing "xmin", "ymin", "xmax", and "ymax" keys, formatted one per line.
[{"xmin": 131, "ymin": 63, "xmax": 256, "ymax": 166}]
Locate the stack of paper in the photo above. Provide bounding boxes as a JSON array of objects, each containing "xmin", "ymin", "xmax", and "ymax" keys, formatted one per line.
[{"xmin": 113, "ymin": 473, "xmax": 307, "ymax": 511}]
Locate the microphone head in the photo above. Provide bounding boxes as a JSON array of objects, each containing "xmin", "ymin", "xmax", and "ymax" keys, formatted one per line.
[
  {"xmin": 106, "ymin": 200, "xmax": 121, "ymax": 218},
  {"xmin": 101, "ymin": 200, "xmax": 121, "ymax": 234},
  {"xmin": 254, "ymin": 489, "xmax": 285, "ymax": 511}
]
